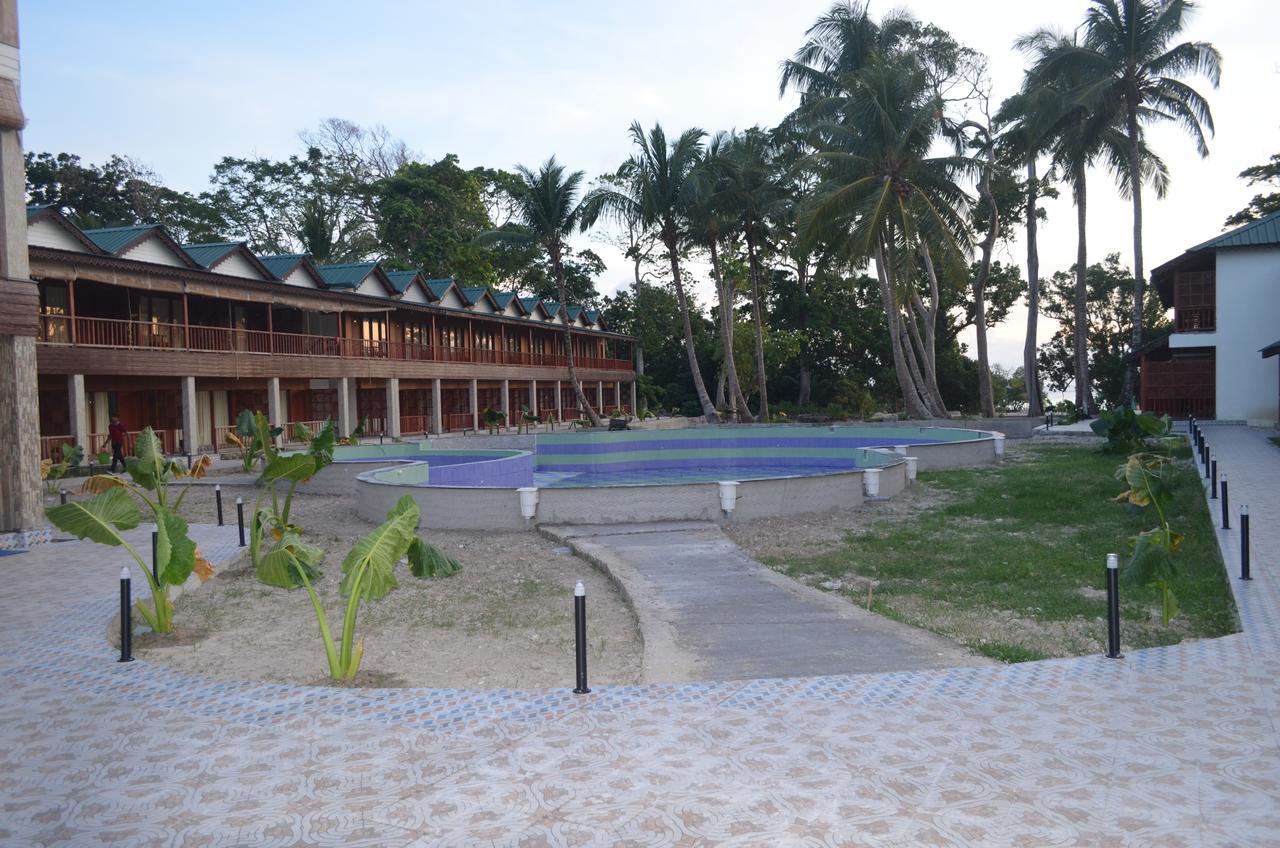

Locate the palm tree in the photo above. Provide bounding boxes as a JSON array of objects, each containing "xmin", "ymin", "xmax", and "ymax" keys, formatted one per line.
[
  {"xmin": 478, "ymin": 157, "xmax": 601, "ymax": 426},
  {"xmin": 1041, "ymin": 0, "xmax": 1221, "ymax": 405},
  {"xmin": 684, "ymin": 132, "xmax": 753, "ymax": 422},
  {"xmin": 803, "ymin": 56, "xmax": 974, "ymax": 419},
  {"xmin": 583, "ymin": 122, "xmax": 718, "ymax": 423},
  {"xmin": 720, "ymin": 129, "xmax": 791, "ymax": 422}
]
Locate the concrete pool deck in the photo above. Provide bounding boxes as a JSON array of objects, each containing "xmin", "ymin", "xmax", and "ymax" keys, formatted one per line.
[{"xmin": 0, "ymin": 425, "xmax": 1277, "ymax": 845}]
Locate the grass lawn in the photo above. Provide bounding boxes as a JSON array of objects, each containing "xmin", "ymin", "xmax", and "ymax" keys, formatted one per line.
[{"xmin": 772, "ymin": 443, "xmax": 1238, "ymax": 662}]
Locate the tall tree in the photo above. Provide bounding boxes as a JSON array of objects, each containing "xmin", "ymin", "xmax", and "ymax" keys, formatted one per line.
[
  {"xmin": 1224, "ymin": 152, "xmax": 1280, "ymax": 227},
  {"xmin": 478, "ymin": 157, "xmax": 602, "ymax": 427},
  {"xmin": 583, "ymin": 122, "xmax": 718, "ymax": 423},
  {"xmin": 1044, "ymin": 0, "xmax": 1221, "ymax": 405}
]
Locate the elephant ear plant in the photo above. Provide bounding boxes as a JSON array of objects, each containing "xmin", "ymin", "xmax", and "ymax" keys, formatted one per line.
[
  {"xmin": 45, "ymin": 427, "xmax": 212, "ymax": 634},
  {"xmin": 246, "ymin": 414, "xmax": 336, "ymax": 579},
  {"xmin": 255, "ymin": 495, "xmax": 460, "ymax": 681}
]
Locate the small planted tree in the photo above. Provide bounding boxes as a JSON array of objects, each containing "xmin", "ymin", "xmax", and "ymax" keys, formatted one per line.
[
  {"xmin": 45, "ymin": 427, "xmax": 211, "ymax": 634},
  {"xmin": 255, "ymin": 495, "xmax": 460, "ymax": 681},
  {"xmin": 245, "ymin": 415, "xmax": 336, "ymax": 579},
  {"xmin": 1113, "ymin": 451, "xmax": 1182, "ymax": 625},
  {"xmin": 41, "ymin": 442, "xmax": 85, "ymax": 492}
]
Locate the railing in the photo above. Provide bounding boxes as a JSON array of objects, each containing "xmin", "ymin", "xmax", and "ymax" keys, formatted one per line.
[
  {"xmin": 40, "ymin": 435, "xmax": 75, "ymax": 462},
  {"xmin": 1141, "ymin": 358, "xmax": 1214, "ymax": 419},
  {"xmin": 1174, "ymin": 306, "xmax": 1215, "ymax": 332},
  {"xmin": 400, "ymin": 415, "xmax": 432, "ymax": 435},
  {"xmin": 87, "ymin": 429, "xmax": 176, "ymax": 455},
  {"xmin": 38, "ymin": 314, "xmax": 633, "ymax": 372},
  {"xmin": 443, "ymin": 412, "xmax": 474, "ymax": 432}
]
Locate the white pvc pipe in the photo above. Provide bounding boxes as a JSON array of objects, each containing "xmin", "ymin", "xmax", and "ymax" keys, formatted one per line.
[
  {"xmin": 863, "ymin": 467, "xmax": 881, "ymax": 497},
  {"xmin": 718, "ymin": 481, "xmax": 739, "ymax": 514},
  {"xmin": 906, "ymin": 456, "xmax": 918, "ymax": 481},
  {"xmin": 517, "ymin": 486, "xmax": 539, "ymax": 520},
  {"xmin": 993, "ymin": 433, "xmax": 1006, "ymax": 457},
  {"xmin": 893, "ymin": 444, "xmax": 908, "ymax": 455}
]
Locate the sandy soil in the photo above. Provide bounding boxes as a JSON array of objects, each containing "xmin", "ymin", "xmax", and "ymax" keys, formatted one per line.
[{"xmin": 139, "ymin": 483, "xmax": 643, "ymax": 689}]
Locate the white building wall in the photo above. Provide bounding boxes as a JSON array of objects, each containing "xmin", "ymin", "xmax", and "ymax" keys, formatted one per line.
[
  {"xmin": 121, "ymin": 235, "xmax": 188, "ymax": 266},
  {"xmin": 1212, "ymin": 247, "xmax": 1279, "ymax": 425},
  {"xmin": 282, "ymin": 267, "xmax": 318, "ymax": 288},
  {"xmin": 214, "ymin": 252, "xmax": 268, "ymax": 280}
]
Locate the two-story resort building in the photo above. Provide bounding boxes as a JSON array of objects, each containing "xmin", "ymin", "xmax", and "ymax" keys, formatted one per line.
[
  {"xmin": 27, "ymin": 205, "xmax": 637, "ymax": 460},
  {"xmin": 1140, "ymin": 209, "xmax": 1280, "ymax": 426}
]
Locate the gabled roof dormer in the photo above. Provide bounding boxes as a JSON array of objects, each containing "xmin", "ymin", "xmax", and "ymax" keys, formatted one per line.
[
  {"xmin": 258, "ymin": 253, "xmax": 327, "ymax": 289},
  {"xmin": 315, "ymin": 261, "xmax": 397, "ymax": 297},
  {"xmin": 384, "ymin": 269, "xmax": 431, "ymax": 304},
  {"xmin": 83, "ymin": 224, "xmax": 199, "ymax": 268},
  {"xmin": 25, "ymin": 205, "xmax": 105, "ymax": 254},
  {"xmin": 182, "ymin": 242, "xmax": 274, "ymax": 280},
  {"xmin": 460, "ymin": 286, "xmax": 501, "ymax": 313},
  {"xmin": 427, "ymin": 277, "xmax": 468, "ymax": 309},
  {"xmin": 494, "ymin": 291, "xmax": 528, "ymax": 318}
]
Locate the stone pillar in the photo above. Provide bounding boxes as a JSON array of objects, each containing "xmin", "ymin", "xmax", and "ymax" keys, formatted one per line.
[
  {"xmin": 500, "ymin": 378, "xmax": 510, "ymax": 421},
  {"xmin": 385, "ymin": 378, "xmax": 401, "ymax": 439},
  {"xmin": 68, "ymin": 374, "xmax": 89, "ymax": 462},
  {"xmin": 469, "ymin": 379, "xmax": 479, "ymax": 431},
  {"xmin": 430, "ymin": 378, "xmax": 443, "ymax": 436},
  {"xmin": 0, "ymin": 11, "xmax": 42, "ymax": 532},
  {"xmin": 267, "ymin": 377, "xmax": 283, "ymax": 447},
  {"xmin": 555, "ymin": 380, "xmax": 563, "ymax": 421},
  {"xmin": 528, "ymin": 379, "xmax": 538, "ymax": 416},
  {"xmin": 336, "ymin": 377, "xmax": 355, "ymax": 437},
  {"xmin": 615, "ymin": 381, "xmax": 622, "ymax": 410},
  {"xmin": 630, "ymin": 381, "xmax": 638, "ymax": 416},
  {"xmin": 596, "ymin": 381, "xmax": 604, "ymax": 411},
  {"xmin": 180, "ymin": 376, "xmax": 198, "ymax": 454}
]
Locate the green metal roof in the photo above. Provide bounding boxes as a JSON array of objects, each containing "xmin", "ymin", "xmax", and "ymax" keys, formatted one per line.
[
  {"xmin": 566, "ymin": 305, "xmax": 583, "ymax": 321},
  {"xmin": 26, "ymin": 204, "xmax": 54, "ymax": 219},
  {"xmin": 460, "ymin": 286, "xmax": 490, "ymax": 305},
  {"xmin": 519, "ymin": 297, "xmax": 542, "ymax": 313},
  {"xmin": 315, "ymin": 261, "xmax": 377, "ymax": 288},
  {"xmin": 82, "ymin": 224, "xmax": 161, "ymax": 254},
  {"xmin": 383, "ymin": 269, "xmax": 421, "ymax": 294},
  {"xmin": 1191, "ymin": 209, "xmax": 1280, "ymax": 252},
  {"xmin": 182, "ymin": 242, "xmax": 239, "ymax": 268},
  {"xmin": 585, "ymin": 309, "xmax": 599, "ymax": 324},
  {"xmin": 492, "ymin": 291, "xmax": 516, "ymax": 310},
  {"xmin": 257, "ymin": 254, "xmax": 308, "ymax": 279},
  {"xmin": 425, "ymin": 277, "xmax": 455, "ymax": 299},
  {"xmin": 1262, "ymin": 338, "xmax": 1280, "ymax": 358}
]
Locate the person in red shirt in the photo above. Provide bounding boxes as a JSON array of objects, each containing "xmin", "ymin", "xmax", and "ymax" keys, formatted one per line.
[{"xmin": 108, "ymin": 414, "xmax": 127, "ymax": 472}]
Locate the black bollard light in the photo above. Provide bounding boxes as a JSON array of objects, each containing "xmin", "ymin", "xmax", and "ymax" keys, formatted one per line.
[
  {"xmin": 151, "ymin": 529, "xmax": 159, "ymax": 585},
  {"xmin": 236, "ymin": 497, "xmax": 246, "ymax": 547},
  {"xmin": 118, "ymin": 567, "xmax": 134, "ymax": 663},
  {"xmin": 1240, "ymin": 505, "xmax": 1251, "ymax": 581},
  {"xmin": 1220, "ymin": 474, "xmax": 1230, "ymax": 530},
  {"xmin": 572, "ymin": 580, "xmax": 590, "ymax": 694},
  {"xmin": 1211, "ymin": 457, "xmax": 1218, "ymax": 499},
  {"xmin": 1105, "ymin": 553, "xmax": 1123, "ymax": 659},
  {"xmin": 59, "ymin": 489, "xmax": 67, "ymax": 505},
  {"xmin": 186, "ymin": 452, "xmax": 192, "ymax": 470},
  {"xmin": 214, "ymin": 484, "xmax": 224, "ymax": 526}
]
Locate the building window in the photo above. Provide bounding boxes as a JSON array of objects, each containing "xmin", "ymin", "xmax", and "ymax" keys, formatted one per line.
[{"xmin": 1174, "ymin": 271, "xmax": 1215, "ymax": 332}]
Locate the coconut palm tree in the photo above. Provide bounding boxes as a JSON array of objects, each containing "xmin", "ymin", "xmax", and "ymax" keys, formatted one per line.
[
  {"xmin": 684, "ymin": 132, "xmax": 753, "ymax": 422},
  {"xmin": 582, "ymin": 122, "xmax": 718, "ymax": 423},
  {"xmin": 802, "ymin": 56, "xmax": 974, "ymax": 419},
  {"xmin": 1040, "ymin": 0, "xmax": 1221, "ymax": 404},
  {"xmin": 720, "ymin": 129, "xmax": 792, "ymax": 422},
  {"xmin": 478, "ymin": 157, "xmax": 601, "ymax": 426}
]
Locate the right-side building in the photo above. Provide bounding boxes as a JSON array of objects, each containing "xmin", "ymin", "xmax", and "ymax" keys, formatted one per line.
[{"xmin": 1141, "ymin": 209, "xmax": 1280, "ymax": 426}]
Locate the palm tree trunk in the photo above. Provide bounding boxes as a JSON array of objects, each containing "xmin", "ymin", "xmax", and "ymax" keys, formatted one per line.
[
  {"xmin": 903, "ymin": 305, "xmax": 947, "ymax": 417},
  {"xmin": 1072, "ymin": 165, "xmax": 1094, "ymax": 417},
  {"xmin": 550, "ymin": 243, "xmax": 601, "ymax": 427},
  {"xmin": 665, "ymin": 231, "xmax": 718, "ymax": 423},
  {"xmin": 709, "ymin": 239, "xmax": 752, "ymax": 422},
  {"xmin": 715, "ymin": 367, "xmax": 726, "ymax": 410},
  {"xmin": 1121, "ymin": 106, "xmax": 1145, "ymax": 408},
  {"xmin": 796, "ymin": 259, "xmax": 812, "ymax": 407},
  {"xmin": 745, "ymin": 230, "xmax": 769, "ymax": 421},
  {"xmin": 970, "ymin": 123, "xmax": 1000, "ymax": 419},
  {"xmin": 875, "ymin": 244, "xmax": 931, "ymax": 419},
  {"xmin": 1023, "ymin": 156, "xmax": 1042, "ymax": 417}
]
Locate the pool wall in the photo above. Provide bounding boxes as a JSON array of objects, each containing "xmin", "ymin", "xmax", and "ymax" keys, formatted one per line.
[{"xmin": 354, "ymin": 462, "xmax": 910, "ymax": 529}]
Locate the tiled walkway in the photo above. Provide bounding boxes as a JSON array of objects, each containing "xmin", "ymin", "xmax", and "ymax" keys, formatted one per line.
[{"xmin": 1, "ymin": 428, "xmax": 1278, "ymax": 846}]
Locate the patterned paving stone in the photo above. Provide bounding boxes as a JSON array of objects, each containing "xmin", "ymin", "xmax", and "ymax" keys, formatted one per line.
[{"xmin": 0, "ymin": 426, "xmax": 1278, "ymax": 845}]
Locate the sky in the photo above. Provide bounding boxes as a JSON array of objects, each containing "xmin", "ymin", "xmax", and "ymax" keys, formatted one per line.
[{"xmin": 18, "ymin": 0, "xmax": 1280, "ymax": 371}]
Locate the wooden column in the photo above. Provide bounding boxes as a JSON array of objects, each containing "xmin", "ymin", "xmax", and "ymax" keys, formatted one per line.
[
  {"xmin": 469, "ymin": 379, "xmax": 479, "ymax": 431},
  {"xmin": 431, "ymin": 378, "xmax": 443, "ymax": 436},
  {"xmin": 68, "ymin": 278, "xmax": 77, "ymax": 344}
]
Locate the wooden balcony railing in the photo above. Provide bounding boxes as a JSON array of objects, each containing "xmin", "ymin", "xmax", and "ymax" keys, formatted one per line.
[
  {"xmin": 40, "ymin": 435, "xmax": 75, "ymax": 462},
  {"xmin": 400, "ymin": 415, "xmax": 432, "ymax": 435},
  {"xmin": 38, "ymin": 315, "xmax": 633, "ymax": 371},
  {"xmin": 1174, "ymin": 306, "xmax": 1215, "ymax": 332}
]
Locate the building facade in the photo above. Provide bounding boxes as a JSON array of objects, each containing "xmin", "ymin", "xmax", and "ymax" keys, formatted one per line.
[
  {"xmin": 28, "ymin": 206, "xmax": 637, "ymax": 460},
  {"xmin": 1142, "ymin": 210, "xmax": 1280, "ymax": 425}
]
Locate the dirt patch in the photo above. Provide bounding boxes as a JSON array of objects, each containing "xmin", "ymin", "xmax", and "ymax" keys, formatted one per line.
[
  {"xmin": 139, "ymin": 484, "xmax": 643, "ymax": 689},
  {"xmin": 132, "ymin": 626, "xmax": 208, "ymax": 649}
]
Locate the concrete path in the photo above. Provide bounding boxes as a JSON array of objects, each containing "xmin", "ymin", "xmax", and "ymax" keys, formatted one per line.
[
  {"xmin": 1, "ymin": 427, "xmax": 1278, "ymax": 845},
  {"xmin": 544, "ymin": 521, "xmax": 988, "ymax": 682}
]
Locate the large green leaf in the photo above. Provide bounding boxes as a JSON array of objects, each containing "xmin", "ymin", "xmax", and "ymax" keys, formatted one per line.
[
  {"xmin": 45, "ymin": 488, "xmax": 140, "ymax": 545},
  {"xmin": 1122, "ymin": 528, "xmax": 1179, "ymax": 589},
  {"xmin": 257, "ymin": 532, "xmax": 325, "ymax": 588},
  {"xmin": 157, "ymin": 509, "xmax": 197, "ymax": 586},
  {"xmin": 339, "ymin": 496, "xmax": 420, "ymax": 601},
  {"xmin": 308, "ymin": 421, "xmax": 336, "ymax": 472},
  {"xmin": 408, "ymin": 538, "xmax": 461, "ymax": 578},
  {"xmin": 235, "ymin": 408, "xmax": 256, "ymax": 437},
  {"xmin": 126, "ymin": 427, "xmax": 167, "ymax": 492},
  {"xmin": 257, "ymin": 453, "xmax": 317, "ymax": 487}
]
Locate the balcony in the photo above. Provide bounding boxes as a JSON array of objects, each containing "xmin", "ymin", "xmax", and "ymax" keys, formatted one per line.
[
  {"xmin": 1174, "ymin": 305, "xmax": 1215, "ymax": 332},
  {"xmin": 1173, "ymin": 271, "xmax": 1215, "ymax": 333},
  {"xmin": 37, "ymin": 315, "xmax": 633, "ymax": 372}
]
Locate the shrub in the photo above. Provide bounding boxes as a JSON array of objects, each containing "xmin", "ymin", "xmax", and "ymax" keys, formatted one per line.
[{"xmin": 1090, "ymin": 405, "xmax": 1172, "ymax": 453}]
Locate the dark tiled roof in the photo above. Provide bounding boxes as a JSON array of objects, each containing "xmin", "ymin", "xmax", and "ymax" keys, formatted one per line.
[
  {"xmin": 257, "ymin": 254, "xmax": 309, "ymax": 280},
  {"xmin": 182, "ymin": 242, "xmax": 239, "ymax": 268},
  {"xmin": 315, "ymin": 261, "xmax": 377, "ymax": 288}
]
